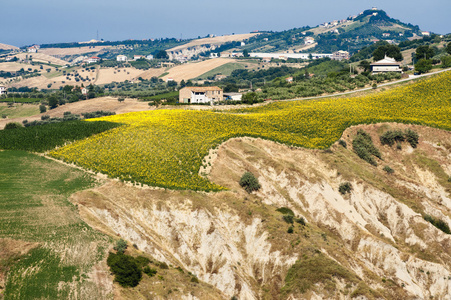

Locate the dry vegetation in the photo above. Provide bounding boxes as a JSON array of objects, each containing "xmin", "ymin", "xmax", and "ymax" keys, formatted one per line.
[
  {"xmin": 39, "ymin": 46, "xmax": 111, "ymax": 56},
  {"xmin": 162, "ymin": 58, "xmax": 235, "ymax": 81},
  {"xmin": 168, "ymin": 33, "xmax": 258, "ymax": 52}
]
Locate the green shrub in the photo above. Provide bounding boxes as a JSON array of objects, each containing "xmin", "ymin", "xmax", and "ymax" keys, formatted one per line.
[
  {"xmin": 143, "ymin": 266, "xmax": 157, "ymax": 277},
  {"xmin": 276, "ymin": 207, "xmax": 294, "ymax": 215},
  {"xmin": 134, "ymin": 256, "xmax": 150, "ymax": 267},
  {"xmin": 295, "ymin": 217, "xmax": 306, "ymax": 226},
  {"xmin": 352, "ymin": 130, "xmax": 381, "ymax": 166},
  {"xmin": 283, "ymin": 215, "xmax": 294, "ymax": 224},
  {"xmin": 190, "ymin": 276, "xmax": 199, "ymax": 283},
  {"xmin": 158, "ymin": 261, "xmax": 169, "ymax": 269},
  {"xmin": 424, "ymin": 215, "xmax": 451, "ymax": 234},
  {"xmin": 39, "ymin": 104, "xmax": 47, "ymax": 113},
  {"xmin": 339, "ymin": 182, "xmax": 352, "ymax": 195},
  {"xmin": 287, "ymin": 226, "xmax": 294, "ymax": 234},
  {"xmin": 114, "ymin": 239, "xmax": 127, "ymax": 254},
  {"xmin": 338, "ymin": 139, "xmax": 347, "ymax": 148},
  {"xmin": 383, "ymin": 166, "xmax": 394, "ymax": 174},
  {"xmin": 380, "ymin": 130, "xmax": 405, "ymax": 146},
  {"xmin": 107, "ymin": 252, "xmax": 142, "ymax": 287},
  {"xmin": 239, "ymin": 172, "xmax": 261, "ymax": 193},
  {"xmin": 405, "ymin": 129, "xmax": 419, "ymax": 148},
  {"xmin": 4, "ymin": 122, "xmax": 23, "ymax": 130}
]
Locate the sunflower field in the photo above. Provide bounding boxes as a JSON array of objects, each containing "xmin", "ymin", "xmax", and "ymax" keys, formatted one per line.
[{"xmin": 49, "ymin": 71, "xmax": 451, "ymax": 191}]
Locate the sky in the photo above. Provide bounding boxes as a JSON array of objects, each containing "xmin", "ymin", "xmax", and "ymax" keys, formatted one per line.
[{"xmin": 1, "ymin": 0, "xmax": 450, "ymax": 47}]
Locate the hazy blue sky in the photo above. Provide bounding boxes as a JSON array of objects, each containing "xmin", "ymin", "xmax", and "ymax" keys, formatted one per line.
[{"xmin": 1, "ymin": 0, "xmax": 450, "ymax": 47}]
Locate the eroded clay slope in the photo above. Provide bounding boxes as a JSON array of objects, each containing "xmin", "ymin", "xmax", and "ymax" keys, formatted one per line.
[{"xmin": 71, "ymin": 123, "xmax": 451, "ymax": 299}]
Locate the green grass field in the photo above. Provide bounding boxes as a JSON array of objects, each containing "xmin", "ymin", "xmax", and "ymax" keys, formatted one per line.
[
  {"xmin": 195, "ymin": 62, "xmax": 246, "ymax": 80},
  {"xmin": 0, "ymin": 150, "xmax": 111, "ymax": 299},
  {"xmin": 0, "ymin": 103, "xmax": 40, "ymax": 119}
]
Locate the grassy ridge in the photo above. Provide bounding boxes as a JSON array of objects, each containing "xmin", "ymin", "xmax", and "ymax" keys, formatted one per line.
[
  {"xmin": 0, "ymin": 151, "xmax": 110, "ymax": 299},
  {"xmin": 0, "ymin": 120, "xmax": 122, "ymax": 152},
  {"xmin": 49, "ymin": 71, "xmax": 451, "ymax": 191}
]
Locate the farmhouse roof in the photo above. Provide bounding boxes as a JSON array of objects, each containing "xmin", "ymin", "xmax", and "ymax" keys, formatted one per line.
[
  {"xmin": 370, "ymin": 56, "xmax": 400, "ymax": 66},
  {"xmin": 184, "ymin": 86, "xmax": 222, "ymax": 92}
]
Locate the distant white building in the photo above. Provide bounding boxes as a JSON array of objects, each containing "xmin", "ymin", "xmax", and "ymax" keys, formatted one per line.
[
  {"xmin": 27, "ymin": 46, "xmax": 37, "ymax": 53},
  {"xmin": 117, "ymin": 55, "xmax": 127, "ymax": 62},
  {"xmin": 240, "ymin": 42, "xmax": 246, "ymax": 46},
  {"xmin": 134, "ymin": 55, "xmax": 144, "ymax": 61},
  {"xmin": 223, "ymin": 92, "xmax": 242, "ymax": 101},
  {"xmin": 304, "ymin": 37, "xmax": 315, "ymax": 45},
  {"xmin": 421, "ymin": 31, "xmax": 431, "ymax": 36},
  {"xmin": 370, "ymin": 56, "xmax": 402, "ymax": 73},
  {"xmin": 332, "ymin": 50, "xmax": 349, "ymax": 61},
  {"xmin": 0, "ymin": 85, "xmax": 7, "ymax": 96},
  {"xmin": 146, "ymin": 54, "xmax": 154, "ymax": 60},
  {"xmin": 83, "ymin": 56, "xmax": 101, "ymax": 64}
]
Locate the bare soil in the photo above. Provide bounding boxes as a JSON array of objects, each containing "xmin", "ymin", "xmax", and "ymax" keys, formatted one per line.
[
  {"xmin": 162, "ymin": 58, "xmax": 235, "ymax": 81},
  {"xmin": 39, "ymin": 46, "xmax": 111, "ymax": 56},
  {"xmin": 168, "ymin": 33, "xmax": 258, "ymax": 52}
]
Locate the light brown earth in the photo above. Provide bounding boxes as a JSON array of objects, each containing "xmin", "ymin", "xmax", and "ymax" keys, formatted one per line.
[
  {"xmin": 0, "ymin": 62, "xmax": 42, "ymax": 72},
  {"xmin": 162, "ymin": 58, "xmax": 236, "ymax": 81},
  {"xmin": 39, "ymin": 46, "xmax": 111, "ymax": 56},
  {"xmin": 94, "ymin": 67, "xmax": 164, "ymax": 85},
  {"xmin": 0, "ymin": 43, "xmax": 18, "ymax": 50},
  {"xmin": 168, "ymin": 33, "xmax": 258, "ymax": 52},
  {"xmin": 15, "ymin": 53, "xmax": 68, "ymax": 66}
]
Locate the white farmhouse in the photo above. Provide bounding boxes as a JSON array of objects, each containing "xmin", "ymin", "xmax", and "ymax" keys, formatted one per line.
[
  {"xmin": 179, "ymin": 86, "xmax": 223, "ymax": 104},
  {"xmin": 0, "ymin": 85, "xmax": 7, "ymax": 96},
  {"xmin": 146, "ymin": 54, "xmax": 154, "ymax": 60},
  {"xmin": 370, "ymin": 56, "xmax": 402, "ymax": 73},
  {"xmin": 27, "ymin": 46, "xmax": 37, "ymax": 53},
  {"xmin": 117, "ymin": 55, "xmax": 127, "ymax": 62}
]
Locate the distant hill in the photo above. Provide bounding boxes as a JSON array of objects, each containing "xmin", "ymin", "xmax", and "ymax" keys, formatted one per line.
[
  {"xmin": 241, "ymin": 9, "xmax": 422, "ymax": 54},
  {"xmin": 0, "ymin": 43, "xmax": 19, "ymax": 51}
]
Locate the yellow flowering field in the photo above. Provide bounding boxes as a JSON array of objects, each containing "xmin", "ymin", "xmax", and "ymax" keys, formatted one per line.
[{"xmin": 49, "ymin": 71, "xmax": 451, "ymax": 191}]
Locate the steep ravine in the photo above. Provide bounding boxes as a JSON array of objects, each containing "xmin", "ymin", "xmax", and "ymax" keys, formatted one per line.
[{"xmin": 72, "ymin": 123, "xmax": 451, "ymax": 299}]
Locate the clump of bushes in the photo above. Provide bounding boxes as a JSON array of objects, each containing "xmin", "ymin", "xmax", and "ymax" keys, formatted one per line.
[
  {"xmin": 4, "ymin": 122, "xmax": 23, "ymax": 130},
  {"xmin": 383, "ymin": 166, "xmax": 394, "ymax": 174},
  {"xmin": 424, "ymin": 215, "xmax": 451, "ymax": 234},
  {"xmin": 239, "ymin": 171, "xmax": 261, "ymax": 193},
  {"xmin": 107, "ymin": 252, "xmax": 142, "ymax": 287},
  {"xmin": 114, "ymin": 239, "xmax": 128, "ymax": 253},
  {"xmin": 276, "ymin": 207, "xmax": 294, "ymax": 215},
  {"xmin": 339, "ymin": 182, "xmax": 352, "ymax": 195},
  {"xmin": 380, "ymin": 129, "xmax": 419, "ymax": 148},
  {"xmin": 352, "ymin": 130, "xmax": 381, "ymax": 166},
  {"xmin": 338, "ymin": 139, "xmax": 347, "ymax": 148}
]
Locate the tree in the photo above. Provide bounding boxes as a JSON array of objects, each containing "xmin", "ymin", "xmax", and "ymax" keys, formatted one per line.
[
  {"xmin": 442, "ymin": 56, "xmax": 451, "ymax": 68},
  {"xmin": 372, "ymin": 44, "xmax": 403, "ymax": 61},
  {"xmin": 241, "ymin": 92, "xmax": 258, "ymax": 104},
  {"xmin": 4, "ymin": 122, "xmax": 23, "ymax": 130},
  {"xmin": 155, "ymin": 50, "xmax": 169, "ymax": 59},
  {"xmin": 446, "ymin": 42, "xmax": 451, "ymax": 55},
  {"xmin": 39, "ymin": 104, "xmax": 47, "ymax": 113},
  {"xmin": 415, "ymin": 59, "xmax": 432, "ymax": 74},
  {"xmin": 242, "ymin": 49, "xmax": 249, "ymax": 57},
  {"xmin": 239, "ymin": 172, "xmax": 261, "ymax": 193},
  {"xmin": 48, "ymin": 96, "xmax": 59, "ymax": 109},
  {"xmin": 415, "ymin": 45, "xmax": 435, "ymax": 61},
  {"xmin": 359, "ymin": 60, "xmax": 371, "ymax": 72},
  {"xmin": 107, "ymin": 252, "xmax": 142, "ymax": 287}
]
